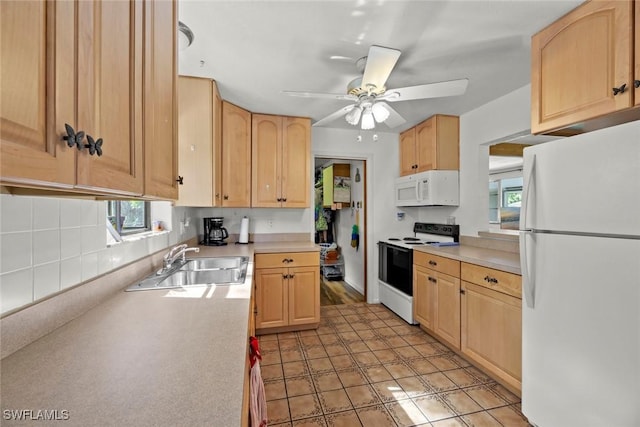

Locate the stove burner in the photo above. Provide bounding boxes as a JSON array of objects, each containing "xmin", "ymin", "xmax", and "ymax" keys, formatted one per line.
[
  {"xmin": 388, "ymin": 238, "xmax": 401, "ymax": 241},
  {"xmin": 403, "ymin": 237, "xmax": 420, "ymax": 241}
]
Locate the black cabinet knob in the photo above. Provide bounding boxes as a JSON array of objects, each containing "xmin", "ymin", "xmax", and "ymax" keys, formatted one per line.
[
  {"xmin": 84, "ymin": 135, "xmax": 103, "ymax": 156},
  {"xmin": 635, "ymin": 80, "xmax": 640, "ymax": 89},
  {"xmin": 277, "ymin": 198, "xmax": 282, "ymax": 202},
  {"xmin": 282, "ymin": 198, "xmax": 287, "ymax": 202},
  {"xmin": 223, "ymin": 195, "xmax": 229, "ymax": 200},
  {"xmin": 62, "ymin": 123, "xmax": 85, "ymax": 150},
  {"xmin": 612, "ymin": 83, "xmax": 627, "ymax": 95},
  {"xmin": 176, "ymin": 176, "xmax": 184, "ymax": 185}
]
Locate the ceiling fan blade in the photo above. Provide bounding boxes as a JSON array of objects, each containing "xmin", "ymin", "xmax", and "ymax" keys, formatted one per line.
[
  {"xmin": 361, "ymin": 45, "xmax": 401, "ymax": 92},
  {"xmin": 282, "ymin": 90, "xmax": 357, "ymax": 101},
  {"xmin": 312, "ymin": 105, "xmax": 356, "ymax": 127},
  {"xmin": 377, "ymin": 102, "xmax": 406, "ymax": 129},
  {"xmin": 381, "ymin": 78, "xmax": 469, "ymax": 102}
]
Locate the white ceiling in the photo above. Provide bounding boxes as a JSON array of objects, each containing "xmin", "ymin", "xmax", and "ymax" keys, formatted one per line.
[{"xmin": 178, "ymin": 0, "xmax": 581, "ymax": 133}]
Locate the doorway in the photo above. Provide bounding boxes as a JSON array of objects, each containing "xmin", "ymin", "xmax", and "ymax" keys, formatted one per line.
[{"xmin": 314, "ymin": 157, "xmax": 367, "ymax": 306}]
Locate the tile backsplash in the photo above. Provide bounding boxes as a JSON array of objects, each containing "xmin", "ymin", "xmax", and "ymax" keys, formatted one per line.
[{"xmin": 0, "ymin": 194, "xmax": 196, "ymax": 314}]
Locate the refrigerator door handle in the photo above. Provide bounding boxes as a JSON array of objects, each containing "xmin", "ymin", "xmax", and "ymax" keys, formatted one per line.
[
  {"xmin": 520, "ymin": 153, "xmax": 536, "ymax": 231},
  {"xmin": 520, "ymin": 231, "xmax": 535, "ymax": 308}
]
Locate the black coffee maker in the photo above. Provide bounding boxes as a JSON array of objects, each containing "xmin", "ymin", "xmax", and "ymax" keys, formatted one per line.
[{"xmin": 203, "ymin": 217, "xmax": 229, "ymax": 246}]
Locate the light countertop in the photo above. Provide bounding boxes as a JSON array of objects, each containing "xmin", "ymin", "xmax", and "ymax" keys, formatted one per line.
[
  {"xmin": 413, "ymin": 244, "xmax": 521, "ymax": 275},
  {"xmin": 0, "ymin": 242, "xmax": 318, "ymax": 426}
]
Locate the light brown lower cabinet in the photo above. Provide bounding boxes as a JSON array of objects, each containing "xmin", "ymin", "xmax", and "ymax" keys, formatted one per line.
[{"xmin": 255, "ymin": 252, "xmax": 320, "ymax": 333}]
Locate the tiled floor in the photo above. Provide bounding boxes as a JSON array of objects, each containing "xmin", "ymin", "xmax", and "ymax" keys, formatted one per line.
[{"xmin": 258, "ymin": 303, "xmax": 531, "ymax": 427}]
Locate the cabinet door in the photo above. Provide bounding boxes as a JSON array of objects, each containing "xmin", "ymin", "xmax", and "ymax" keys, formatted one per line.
[
  {"xmin": 281, "ymin": 117, "xmax": 310, "ymax": 208},
  {"xmin": 415, "ymin": 118, "xmax": 436, "ymax": 172},
  {"xmin": 251, "ymin": 114, "xmax": 281, "ymax": 207},
  {"xmin": 288, "ymin": 266, "xmax": 320, "ymax": 326},
  {"xmin": 221, "ymin": 101, "xmax": 251, "ymax": 207},
  {"xmin": 76, "ymin": 0, "xmax": 144, "ymax": 195},
  {"xmin": 434, "ymin": 272, "xmax": 461, "ymax": 349},
  {"xmin": 177, "ymin": 77, "xmax": 213, "ymax": 206},
  {"xmin": 212, "ymin": 88, "xmax": 223, "ymax": 206},
  {"xmin": 255, "ymin": 268, "xmax": 288, "ymax": 329},
  {"xmin": 143, "ymin": 0, "xmax": 178, "ymax": 199},
  {"xmin": 531, "ymin": 0, "xmax": 634, "ymax": 134},
  {"xmin": 0, "ymin": 0, "xmax": 75, "ymax": 188},
  {"xmin": 461, "ymin": 281, "xmax": 522, "ymax": 392},
  {"xmin": 414, "ymin": 266, "xmax": 436, "ymax": 329},
  {"xmin": 635, "ymin": 1, "xmax": 640, "ymax": 107},
  {"xmin": 399, "ymin": 128, "xmax": 416, "ymax": 176}
]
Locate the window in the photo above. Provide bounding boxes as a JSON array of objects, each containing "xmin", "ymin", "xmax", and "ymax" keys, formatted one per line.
[
  {"xmin": 107, "ymin": 201, "xmax": 150, "ymax": 236},
  {"xmin": 489, "ymin": 175, "xmax": 523, "ymax": 229}
]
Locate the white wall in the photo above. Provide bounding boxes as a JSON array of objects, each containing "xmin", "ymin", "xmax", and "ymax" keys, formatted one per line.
[
  {"xmin": 416, "ymin": 84, "xmax": 532, "ymax": 237},
  {"xmin": 0, "ymin": 194, "xmax": 198, "ymax": 313}
]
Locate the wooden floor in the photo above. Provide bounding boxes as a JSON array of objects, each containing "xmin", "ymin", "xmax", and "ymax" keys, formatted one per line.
[{"xmin": 320, "ymin": 277, "xmax": 364, "ymax": 306}]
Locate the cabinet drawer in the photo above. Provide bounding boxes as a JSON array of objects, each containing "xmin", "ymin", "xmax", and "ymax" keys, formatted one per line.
[
  {"xmin": 461, "ymin": 263, "xmax": 521, "ymax": 299},
  {"xmin": 414, "ymin": 251, "xmax": 460, "ymax": 277},
  {"xmin": 255, "ymin": 251, "xmax": 319, "ymax": 269}
]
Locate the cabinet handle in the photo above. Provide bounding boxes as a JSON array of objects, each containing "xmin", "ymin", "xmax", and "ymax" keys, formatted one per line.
[
  {"xmin": 287, "ymin": 258, "xmax": 294, "ymax": 263},
  {"xmin": 62, "ymin": 123, "xmax": 85, "ymax": 150},
  {"xmin": 282, "ymin": 198, "xmax": 287, "ymax": 202},
  {"xmin": 83, "ymin": 135, "xmax": 103, "ymax": 156},
  {"xmin": 635, "ymin": 80, "xmax": 640, "ymax": 89},
  {"xmin": 282, "ymin": 274, "xmax": 288, "ymax": 279},
  {"xmin": 484, "ymin": 275, "xmax": 498, "ymax": 284},
  {"xmin": 428, "ymin": 277, "xmax": 437, "ymax": 283},
  {"xmin": 215, "ymin": 193, "xmax": 220, "ymax": 199},
  {"xmin": 289, "ymin": 274, "xmax": 295, "ymax": 279},
  {"xmin": 282, "ymin": 258, "xmax": 290, "ymax": 264},
  {"xmin": 612, "ymin": 83, "xmax": 627, "ymax": 96},
  {"xmin": 176, "ymin": 176, "xmax": 184, "ymax": 185},
  {"xmin": 277, "ymin": 198, "xmax": 282, "ymax": 202},
  {"xmin": 223, "ymin": 195, "xmax": 229, "ymax": 200},
  {"xmin": 428, "ymin": 260, "xmax": 437, "ymax": 266},
  {"xmin": 460, "ymin": 289, "xmax": 466, "ymax": 295}
]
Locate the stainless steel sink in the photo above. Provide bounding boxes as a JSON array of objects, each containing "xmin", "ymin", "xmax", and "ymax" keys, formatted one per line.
[{"xmin": 125, "ymin": 256, "xmax": 249, "ymax": 291}]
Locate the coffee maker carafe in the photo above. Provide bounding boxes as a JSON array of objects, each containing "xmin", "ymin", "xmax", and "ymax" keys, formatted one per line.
[{"xmin": 203, "ymin": 217, "xmax": 229, "ymax": 246}]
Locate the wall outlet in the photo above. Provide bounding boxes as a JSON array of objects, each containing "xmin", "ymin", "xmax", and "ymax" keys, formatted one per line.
[{"xmin": 267, "ymin": 219, "xmax": 273, "ymax": 229}]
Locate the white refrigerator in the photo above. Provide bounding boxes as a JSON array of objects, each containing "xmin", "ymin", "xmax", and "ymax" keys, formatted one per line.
[{"xmin": 519, "ymin": 120, "xmax": 640, "ymax": 427}]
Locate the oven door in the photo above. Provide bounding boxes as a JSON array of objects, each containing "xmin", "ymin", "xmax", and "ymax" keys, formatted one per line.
[{"xmin": 378, "ymin": 242, "xmax": 413, "ymax": 296}]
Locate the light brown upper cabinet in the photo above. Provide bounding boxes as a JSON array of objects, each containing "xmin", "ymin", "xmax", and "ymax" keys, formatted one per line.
[
  {"xmin": 252, "ymin": 114, "xmax": 310, "ymax": 208},
  {"xmin": 1, "ymin": 0, "xmax": 177, "ymax": 199},
  {"xmin": 399, "ymin": 115, "xmax": 459, "ymax": 176},
  {"xmin": 143, "ymin": 0, "xmax": 178, "ymax": 200},
  {"xmin": 176, "ymin": 77, "xmax": 222, "ymax": 207},
  {"xmin": 531, "ymin": 0, "xmax": 640, "ymax": 134},
  {"xmin": 222, "ymin": 101, "xmax": 252, "ymax": 207}
]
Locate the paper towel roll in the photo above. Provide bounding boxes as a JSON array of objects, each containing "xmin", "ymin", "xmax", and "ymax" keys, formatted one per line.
[{"xmin": 239, "ymin": 216, "xmax": 249, "ymax": 244}]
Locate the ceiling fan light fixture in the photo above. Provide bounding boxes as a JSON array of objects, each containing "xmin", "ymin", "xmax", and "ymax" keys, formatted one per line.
[
  {"xmin": 345, "ymin": 106, "xmax": 362, "ymax": 125},
  {"xmin": 361, "ymin": 109, "xmax": 375, "ymax": 130},
  {"xmin": 371, "ymin": 102, "xmax": 390, "ymax": 123}
]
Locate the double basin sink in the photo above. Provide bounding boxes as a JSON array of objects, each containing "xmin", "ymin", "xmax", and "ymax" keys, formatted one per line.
[{"xmin": 126, "ymin": 256, "xmax": 249, "ymax": 291}]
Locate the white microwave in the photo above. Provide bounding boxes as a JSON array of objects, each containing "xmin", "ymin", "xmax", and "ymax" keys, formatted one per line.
[{"xmin": 395, "ymin": 170, "xmax": 459, "ymax": 207}]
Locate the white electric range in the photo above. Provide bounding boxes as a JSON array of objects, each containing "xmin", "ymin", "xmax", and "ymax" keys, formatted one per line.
[{"xmin": 378, "ymin": 223, "xmax": 459, "ymax": 324}]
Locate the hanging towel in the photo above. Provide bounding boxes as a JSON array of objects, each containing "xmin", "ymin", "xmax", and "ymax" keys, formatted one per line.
[
  {"xmin": 351, "ymin": 210, "xmax": 360, "ymax": 250},
  {"xmin": 249, "ymin": 336, "xmax": 268, "ymax": 427}
]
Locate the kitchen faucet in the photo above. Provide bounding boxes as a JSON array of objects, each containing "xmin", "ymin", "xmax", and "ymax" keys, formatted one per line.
[{"xmin": 158, "ymin": 244, "xmax": 200, "ymax": 274}]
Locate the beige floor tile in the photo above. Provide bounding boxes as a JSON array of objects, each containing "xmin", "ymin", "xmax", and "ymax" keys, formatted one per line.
[
  {"xmin": 451, "ymin": 354, "xmax": 472, "ymax": 367},
  {"xmin": 298, "ymin": 329, "xmax": 319, "ymax": 337},
  {"xmin": 351, "ymin": 321, "xmax": 370, "ymax": 331},
  {"xmin": 318, "ymin": 388, "xmax": 353, "ymax": 414},
  {"xmin": 402, "ymin": 334, "xmax": 431, "ymax": 345},
  {"xmin": 385, "ymin": 398, "xmax": 429, "ymax": 427},
  {"xmin": 396, "ymin": 376, "xmax": 433, "ymax": 398},
  {"xmin": 385, "ymin": 361, "xmax": 416, "ymax": 379},
  {"xmin": 267, "ymin": 398, "xmax": 291, "ymax": 424},
  {"xmin": 265, "ymin": 379, "xmax": 287, "ymax": 401},
  {"xmin": 304, "ymin": 346, "xmax": 329, "ymax": 360},
  {"xmin": 291, "ymin": 416, "xmax": 327, "ymax": 427},
  {"xmin": 444, "ymin": 368, "xmax": 482, "ymax": 388},
  {"xmin": 465, "ymin": 385, "xmax": 510, "ymax": 410},
  {"xmin": 408, "ymin": 358, "xmax": 440, "ymax": 375},
  {"xmin": 324, "ymin": 343, "xmax": 349, "ymax": 356},
  {"xmin": 261, "ymin": 363, "xmax": 284, "ymax": 381},
  {"xmin": 428, "ymin": 355, "xmax": 460, "ymax": 371},
  {"xmin": 431, "ymin": 416, "xmax": 467, "ymax": 426},
  {"xmin": 355, "ymin": 404, "xmax": 397, "ymax": 426},
  {"xmin": 384, "ymin": 336, "xmax": 410, "ymax": 348},
  {"xmin": 337, "ymin": 367, "xmax": 368, "ymax": 387},
  {"xmin": 279, "ymin": 337, "xmax": 300, "ymax": 349},
  {"xmin": 323, "ymin": 410, "xmax": 363, "ymax": 427},
  {"xmin": 307, "ymin": 357, "xmax": 334, "ymax": 374},
  {"xmin": 338, "ymin": 331, "xmax": 361, "ymax": 342},
  {"xmin": 365, "ymin": 339, "xmax": 389, "ymax": 351},
  {"xmin": 285, "ymin": 375, "xmax": 316, "ymax": 397},
  {"xmin": 371, "ymin": 379, "xmax": 409, "ymax": 403},
  {"xmin": 412, "ymin": 394, "xmax": 457, "ymax": 422},
  {"xmin": 356, "ymin": 329, "xmax": 377, "ymax": 340},
  {"xmin": 281, "ymin": 348, "xmax": 305, "ymax": 362},
  {"xmin": 260, "ymin": 340, "xmax": 280, "ymax": 352},
  {"xmin": 315, "ymin": 325, "xmax": 335, "ymax": 335},
  {"xmin": 376, "ymin": 326, "xmax": 398, "ymax": 338},
  {"xmin": 312, "ymin": 371, "xmax": 342, "ymax": 392},
  {"xmin": 373, "ymin": 349, "xmax": 402, "ymax": 364},
  {"xmin": 346, "ymin": 341, "xmax": 370, "ymax": 354},
  {"xmin": 420, "ymin": 372, "xmax": 458, "ymax": 393},
  {"xmin": 259, "ymin": 333, "xmax": 279, "ymax": 342},
  {"xmin": 486, "ymin": 383, "xmax": 520, "ymax": 404},
  {"xmin": 461, "ymin": 411, "xmax": 503, "ymax": 427},
  {"xmin": 413, "ymin": 342, "xmax": 446, "ymax": 357},
  {"xmin": 261, "ymin": 350, "xmax": 282, "ymax": 366},
  {"xmin": 440, "ymin": 389, "xmax": 483, "ymax": 415},
  {"xmin": 344, "ymin": 384, "xmax": 381, "ymax": 408},
  {"xmin": 352, "ymin": 351, "xmax": 380, "ymax": 367},
  {"xmin": 465, "ymin": 366, "xmax": 494, "ymax": 384},
  {"xmin": 394, "ymin": 345, "xmax": 422, "ymax": 361},
  {"xmin": 318, "ymin": 333, "xmax": 340, "ymax": 345},
  {"xmin": 288, "ymin": 394, "xmax": 323, "ymax": 421},
  {"xmin": 488, "ymin": 405, "xmax": 532, "ymax": 427},
  {"xmin": 300, "ymin": 335, "xmax": 322, "ymax": 347},
  {"xmin": 329, "ymin": 354, "xmax": 358, "ymax": 370},
  {"xmin": 362, "ymin": 365, "xmax": 393, "ymax": 383},
  {"xmin": 333, "ymin": 323, "xmax": 355, "ymax": 333},
  {"xmin": 283, "ymin": 361, "xmax": 309, "ymax": 378}
]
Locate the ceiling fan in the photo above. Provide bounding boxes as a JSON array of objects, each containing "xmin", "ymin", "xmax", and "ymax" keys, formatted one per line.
[{"xmin": 283, "ymin": 45, "xmax": 469, "ymax": 130}]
